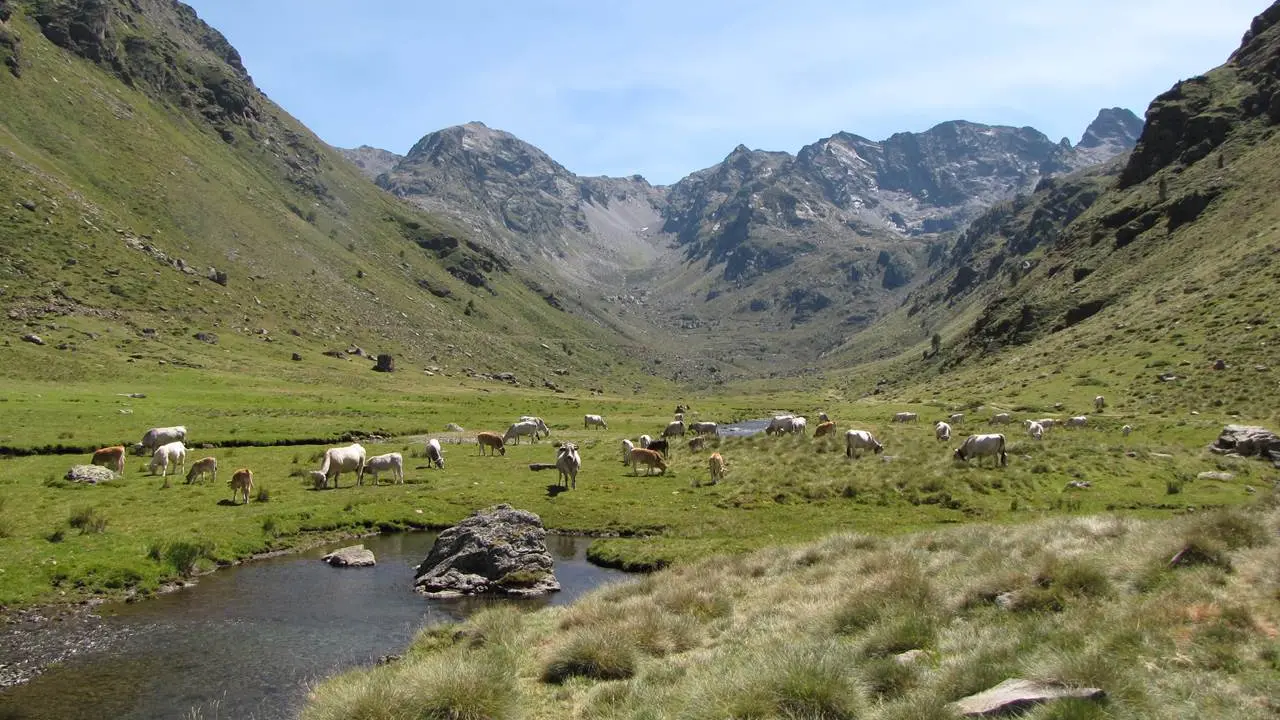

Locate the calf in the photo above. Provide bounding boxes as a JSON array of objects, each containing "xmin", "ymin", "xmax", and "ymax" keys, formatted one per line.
[
  {"xmin": 845, "ymin": 430, "xmax": 884, "ymax": 458},
  {"xmin": 186, "ymin": 456, "xmax": 217, "ymax": 484},
  {"xmin": 954, "ymin": 434, "xmax": 1007, "ymax": 467},
  {"xmin": 813, "ymin": 421, "xmax": 837, "ymax": 438},
  {"xmin": 630, "ymin": 447, "xmax": 667, "ymax": 476},
  {"xmin": 91, "ymin": 445, "xmax": 126, "ymax": 476},
  {"xmin": 646, "ymin": 438, "xmax": 670, "ymax": 459},
  {"xmin": 1026, "ymin": 421, "xmax": 1044, "ymax": 440},
  {"xmin": 621, "ymin": 438, "xmax": 635, "ymax": 464},
  {"xmin": 150, "ymin": 441, "xmax": 187, "ymax": 478},
  {"xmin": 688, "ymin": 436, "xmax": 706, "ymax": 452},
  {"xmin": 229, "ymin": 468, "xmax": 254, "ymax": 505},
  {"xmin": 425, "ymin": 439, "xmax": 445, "ymax": 469},
  {"xmin": 934, "ymin": 421, "xmax": 951, "ymax": 442},
  {"xmin": 476, "ymin": 432, "xmax": 506, "ymax": 456},
  {"xmin": 364, "ymin": 452, "xmax": 404, "ymax": 485},
  {"xmin": 705, "ymin": 452, "xmax": 726, "ymax": 486},
  {"xmin": 639, "ymin": 434, "xmax": 652, "ymax": 449}
]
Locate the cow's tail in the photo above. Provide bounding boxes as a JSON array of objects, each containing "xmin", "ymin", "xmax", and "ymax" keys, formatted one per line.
[
  {"xmin": 319, "ymin": 451, "xmax": 332, "ymax": 477},
  {"xmin": 998, "ymin": 435, "xmax": 1008, "ymax": 467}
]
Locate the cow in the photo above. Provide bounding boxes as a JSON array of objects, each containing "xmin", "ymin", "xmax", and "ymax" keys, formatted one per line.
[
  {"xmin": 629, "ymin": 447, "xmax": 667, "ymax": 476},
  {"xmin": 149, "ymin": 441, "xmax": 186, "ymax": 478},
  {"xmin": 954, "ymin": 434, "xmax": 1007, "ymax": 467},
  {"xmin": 662, "ymin": 420, "xmax": 686, "ymax": 439},
  {"xmin": 556, "ymin": 442, "xmax": 581, "ymax": 489},
  {"xmin": 1121, "ymin": 424, "xmax": 1133, "ymax": 437},
  {"xmin": 307, "ymin": 470, "xmax": 328, "ymax": 490},
  {"xmin": 785, "ymin": 417, "xmax": 808, "ymax": 435},
  {"xmin": 476, "ymin": 432, "xmax": 506, "ymax": 456},
  {"xmin": 845, "ymin": 430, "xmax": 884, "ymax": 458},
  {"xmin": 139, "ymin": 426, "xmax": 187, "ymax": 454},
  {"xmin": 319, "ymin": 443, "xmax": 366, "ymax": 488},
  {"xmin": 990, "ymin": 413, "xmax": 1012, "ymax": 425},
  {"xmin": 504, "ymin": 420, "xmax": 541, "ymax": 445},
  {"xmin": 185, "ymin": 456, "xmax": 217, "ymax": 484},
  {"xmin": 1034, "ymin": 418, "xmax": 1058, "ymax": 429},
  {"xmin": 705, "ymin": 452, "xmax": 726, "ymax": 487},
  {"xmin": 1094, "ymin": 395, "xmax": 1106, "ymax": 412},
  {"xmin": 688, "ymin": 436, "xmax": 706, "ymax": 452},
  {"xmin": 813, "ymin": 421, "xmax": 837, "ymax": 438},
  {"xmin": 364, "ymin": 452, "xmax": 404, "ymax": 485},
  {"xmin": 229, "ymin": 468, "xmax": 254, "ymax": 505},
  {"xmin": 647, "ymin": 438, "xmax": 670, "ymax": 459},
  {"xmin": 621, "ymin": 438, "xmax": 635, "ymax": 464},
  {"xmin": 1065, "ymin": 416, "xmax": 1088, "ymax": 428},
  {"xmin": 892, "ymin": 412, "xmax": 918, "ymax": 423},
  {"xmin": 425, "ymin": 439, "xmax": 445, "ymax": 469},
  {"xmin": 518, "ymin": 416, "xmax": 550, "ymax": 439},
  {"xmin": 1026, "ymin": 421, "xmax": 1044, "ymax": 440},
  {"xmin": 584, "ymin": 414, "xmax": 608, "ymax": 430},
  {"xmin": 765, "ymin": 415, "xmax": 796, "ymax": 435},
  {"xmin": 689, "ymin": 421, "xmax": 718, "ymax": 436},
  {"xmin": 934, "ymin": 421, "xmax": 951, "ymax": 442},
  {"xmin": 639, "ymin": 434, "xmax": 652, "ymax": 449},
  {"xmin": 948, "ymin": 413, "xmax": 965, "ymax": 424},
  {"xmin": 91, "ymin": 445, "xmax": 126, "ymax": 476},
  {"xmin": 818, "ymin": 412, "xmax": 830, "ymax": 423}
]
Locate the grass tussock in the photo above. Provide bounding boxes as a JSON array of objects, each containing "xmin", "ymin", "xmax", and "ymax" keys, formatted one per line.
[{"xmin": 68, "ymin": 506, "xmax": 108, "ymax": 534}]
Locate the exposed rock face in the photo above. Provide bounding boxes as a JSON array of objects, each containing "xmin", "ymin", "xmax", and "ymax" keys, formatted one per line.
[
  {"xmin": 1075, "ymin": 108, "xmax": 1145, "ymax": 165},
  {"xmin": 948, "ymin": 678, "xmax": 1105, "ymax": 717},
  {"xmin": 373, "ymin": 353, "xmax": 394, "ymax": 372},
  {"xmin": 65, "ymin": 464, "xmax": 115, "ymax": 484},
  {"xmin": 1209, "ymin": 424, "xmax": 1280, "ymax": 458},
  {"xmin": 321, "ymin": 545, "xmax": 376, "ymax": 567},
  {"xmin": 414, "ymin": 504, "xmax": 560, "ymax": 597},
  {"xmin": 336, "ymin": 145, "xmax": 403, "ymax": 180}
]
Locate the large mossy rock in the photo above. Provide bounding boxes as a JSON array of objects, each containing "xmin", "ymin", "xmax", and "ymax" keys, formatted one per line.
[
  {"xmin": 413, "ymin": 504, "xmax": 560, "ymax": 598},
  {"xmin": 64, "ymin": 464, "xmax": 115, "ymax": 484}
]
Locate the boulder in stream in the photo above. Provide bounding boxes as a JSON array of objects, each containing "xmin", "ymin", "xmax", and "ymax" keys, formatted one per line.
[
  {"xmin": 413, "ymin": 504, "xmax": 560, "ymax": 598},
  {"xmin": 64, "ymin": 464, "xmax": 116, "ymax": 484},
  {"xmin": 321, "ymin": 545, "xmax": 376, "ymax": 567}
]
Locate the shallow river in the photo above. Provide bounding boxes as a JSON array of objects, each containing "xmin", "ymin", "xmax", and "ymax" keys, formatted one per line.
[{"xmin": 0, "ymin": 533, "xmax": 627, "ymax": 720}]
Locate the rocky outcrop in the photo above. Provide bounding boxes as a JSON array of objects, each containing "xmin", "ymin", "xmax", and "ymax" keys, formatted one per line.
[
  {"xmin": 948, "ymin": 678, "xmax": 1105, "ymax": 717},
  {"xmin": 413, "ymin": 504, "xmax": 560, "ymax": 598},
  {"xmin": 1209, "ymin": 424, "xmax": 1280, "ymax": 458},
  {"xmin": 321, "ymin": 545, "xmax": 376, "ymax": 567},
  {"xmin": 64, "ymin": 464, "xmax": 115, "ymax": 484},
  {"xmin": 336, "ymin": 145, "xmax": 403, "ymax": 180}
]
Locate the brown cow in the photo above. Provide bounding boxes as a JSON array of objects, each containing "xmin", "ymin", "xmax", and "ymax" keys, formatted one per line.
[
  {"xmin": 476, "ymin": 431, "xmax": 506, "ymax": 456},
  {"xmin": 630, "ymin": 448, "xmax": 667, "ymax": 476},
  {"xmin": 186, "ymin": 456, "xmax": 218, "ymax": 484},
  {"xmin": 812, "ymin": 421, "xmax": 837, "ymax": 438},
  {"xmin": 229, "ymin": 468, "xmax": 254, "ymax": 504},
  {"xmin": 706, "ymin": 452, "xmax": 726, "ymax": 486},
  {"xmin": 91, "ymin": 445, "xmax": 126, "ymax": 476}
]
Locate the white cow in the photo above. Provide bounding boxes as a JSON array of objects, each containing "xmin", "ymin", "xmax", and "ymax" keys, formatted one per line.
[
  {"xmin": 149, "ymin": 441, "xmax": 186, "ymax": 478},
  {"xmin": 1026, "ymin": 421, "xmax": 1044, "ymax": 440},
  {"xmin": 639, "ymin": 434, "xmax": 652, "ymax": 449},
  {"xmin": 689, "ymin": 421, "xmax": 718, "ymax": 436},
  {"xmin": 556, "ymin": 442, "xmax": 581, "ymax": 490},
  {"xmin": 662, "ymin": 420, "xmax": 686, "ymax": 439},
  {"xmin": 765, "ymin": 415, "xmax": 796, "ymax": 435},
  {"xmin": 892, "ymin": 412, "xmax": 919, "ymax": 423},
  {"xmin": 518, "ymin": 416, "xmax": 550, "ymax": 439},
  {"xmin": 1121, "ymin": 424, "xmax": 1133, "ymax": 437},
  {"xmin": 954, "ymin": 434, "xmax": 1007, "ymax": 466},
  {"xmin": 364, "ymin": 452, "xmax": 404, "ymax": 485},
  {"xmin": 584, "ymin": 414, "xmax": 608, "ymax": 430},
  {"xmin": 1094, "ymin": 395, "xmax": 1106, "ymax": 412},
  {"xmin": 1034, "ymin": 418, "xmax": 1058, "ymax": 430},
  {"xmin": 990, "ymin": 413, "xmax": 1012, "ymax": 425},
  {"xmin": 621, "ymin": 438, "xmax": 635, "ymax": 463},
  {"xmin": 948, "ymin": 413, "xmax": 965, "ymax": 424},
  {"xmin": 140, "ymin": 425, "xmax": 187, "ymax": 454},
  {"xmin": 425, "ymin": 439, "xmax": 445, "ymax": 469},
  {"xmin": 504, "ymin": 420, "xmax": 541, "ymax": 445},
  {"xmin": 307, "ymin": 470, "xmax": 328, "ymax": 489},
  {"xmin": 934, "ymin": 421, "xmax": 952, "ymax": 442},
  {"xmin": 845, "ymin": 430, "xmax": 884, "ymax": 458},
  {"xmin": 1066, "ymin": 416, "xmax": 1088, "ymax": 428},
  {"xmin": 786, "ymin": 416, "xmax": 808, "ymax": 435},
  {"xmin": 319, "ymin": 443, "xmax": 366, "ymax": 488}
]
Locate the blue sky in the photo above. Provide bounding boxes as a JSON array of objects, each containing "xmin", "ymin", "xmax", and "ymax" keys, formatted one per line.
[{"xmin": 186, "ymin": 0, "xmax": 1263, "ymax": 184}]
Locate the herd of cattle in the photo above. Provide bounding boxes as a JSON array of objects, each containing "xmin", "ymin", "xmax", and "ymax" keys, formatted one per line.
[{"xmin": 84, "ymin": 395, "xmax": 1127, "ymax": 500}]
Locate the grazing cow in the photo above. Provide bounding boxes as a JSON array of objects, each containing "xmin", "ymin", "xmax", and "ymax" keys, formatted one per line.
[
  {"xmin": 662, "ymin": 420, "xmax": 686, "ymax": 439},
  {"xmin": 765, "ymin": 415, "xmax": 796, "ymax": 436},
  {"xmin": 425, "ymin": 439, "xmax": 445, "ymax": 469},
  {"xmin": 364, "ymin": 452, "xmax": 404, "ymax": 485},
  {"xmin": 476, "ymin": 432, "xmax": 506, "ymax": 456},
  {"xmin": 813, "ymin": 421, "xmax": 837, "ymax": 438},
  {"xmin": 818, "ymin": 412, "xmax": 830, "ymax": 423},
  {"xmin": 504, "ymin": 420, "xmax": 541, "ymax": 445},
  {"xmin": 1065, "ymin": 416, "xmax": 1088, "ymax": 428},
  {"xmin": 688, "ymin": 436, "xmax": 706, "ymax": 452},
  {"xmin": 785, "ymin": 417, "xmax": 808, "ymax": 435},
  {"xmin": 185, "ymin": 456, "xmax": 217, "ymax": 484},
  {"xmin": 1026, "ymin": 421, "xmax": 1044, "ymax": 440},
  {"xmin": 989, "ymin": 413, "xmax": 1012, "ymax": 425},
  {"xmin": 674, "ymin": 413, "xmax": 684, "ymax": 422},
  {"xmin": 892, "ymin": 412, "xmax": 918, "ymax": 423},
  {"xmin": 1094, "ymin": 395, "xmax": 1106, "ymax": 412},
  {"xmin": 140, "ymin": 426, "xmax": 187, "ymax": 454},
  {"xmin": 647, "ymin": 438, "xmax": 670, "ymax": 458},
  {"xmin": 621, "ymin": 439, "xmax": 635, "ymax": 464},
  {"xmin": 934, "ymin": 421, "xmax": 951, "ymax": 442},
  {"xmin": 1121, "ymin": 424, "xmax": 1133, "ymax": 437},
  {"xmin": 1034, "ymin": 418, "xmax": 1058, "ymax": 429},
  {"xmin": 954, "ymin": 434, "xmax": 1007, "ymax": 467},
  {"xmin": 949, "ymin": 413, "xmax": 965, "ymax": 424},
  {"xmin": 149, "ymin": 441, "xmax": 187, "ymax": 478},
  {"xmin": 639, "ymin": 434, "xmax": 652, "ymax": 449},
  {"xmin": 845, "ymin": 430, "xmax": 884, "ymax": 458},
  {"xmin": 690, "ymin": 421, "xmax": 718, "ymax": 436},
  {"xmin": 584, "ymin": 414, "xmax": 608, "ymax": 430},
  {"xmin": 556, "ymin": 442, "xmax": 581, "ymax": 489},
  {"xmin": 705, "ymin": 452, "xmax": 726, "ymax": 487},
  {"xmin": 307, "ymin": 470, "xmax": 328, "ymax": 490},
  {"xmin": 91, "ymin": 445, "xmax": 126, "ymax": 476},
  {"xmin": 629, "ymin": 447, "xmax": 667, "ymax": 476},
  {"xmin": 319, "ymin": 443, "xmax": 366, "ymax": 489},
  {"xmin": 229, "ymin": 468, "xmax": 253, "ymax": 505},
  {"xmin": 518, "ymin": 416, "xmax": 550, "ymax": 439}
]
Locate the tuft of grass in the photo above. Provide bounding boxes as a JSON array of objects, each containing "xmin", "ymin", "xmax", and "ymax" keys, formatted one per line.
[
  {"xmin": 541, "ymin": 627, "xmax": 638, "ymax": 684},
  {"xmin": 161, "ymin": 540, "xmax": 214, "ymax": 576},
  {"xmin": 68, "ymin": 506, "xmax": 108, "ymax": 534},
  {"xmin": 254, "ymin": 485, "xmax": 271, "ymax": 503}
]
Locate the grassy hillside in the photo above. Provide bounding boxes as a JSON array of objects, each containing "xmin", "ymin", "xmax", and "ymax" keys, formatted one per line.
[{"xmin": 0, "ymin": 0, "xmax": 650, "ymax": 395}]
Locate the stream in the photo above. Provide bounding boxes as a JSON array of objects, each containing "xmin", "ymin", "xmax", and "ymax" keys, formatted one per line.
[{"xmin": 0, "ymin": 533, "xmax": 627, "ymax": 719}]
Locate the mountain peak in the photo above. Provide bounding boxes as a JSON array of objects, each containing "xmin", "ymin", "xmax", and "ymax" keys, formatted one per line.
[{"xmin": 1077, "ymin": 107, "xmax": 1143, "ymax": 149}]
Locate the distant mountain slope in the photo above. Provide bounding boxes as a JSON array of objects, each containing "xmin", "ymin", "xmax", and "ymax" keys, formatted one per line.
[
  {"xmin": 337, "ymin": 145, "xmax": 402, "ymax": 180},
  {"xmin": 0, "ymin": 0, "xmax": 649, "ymax": 387}
]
